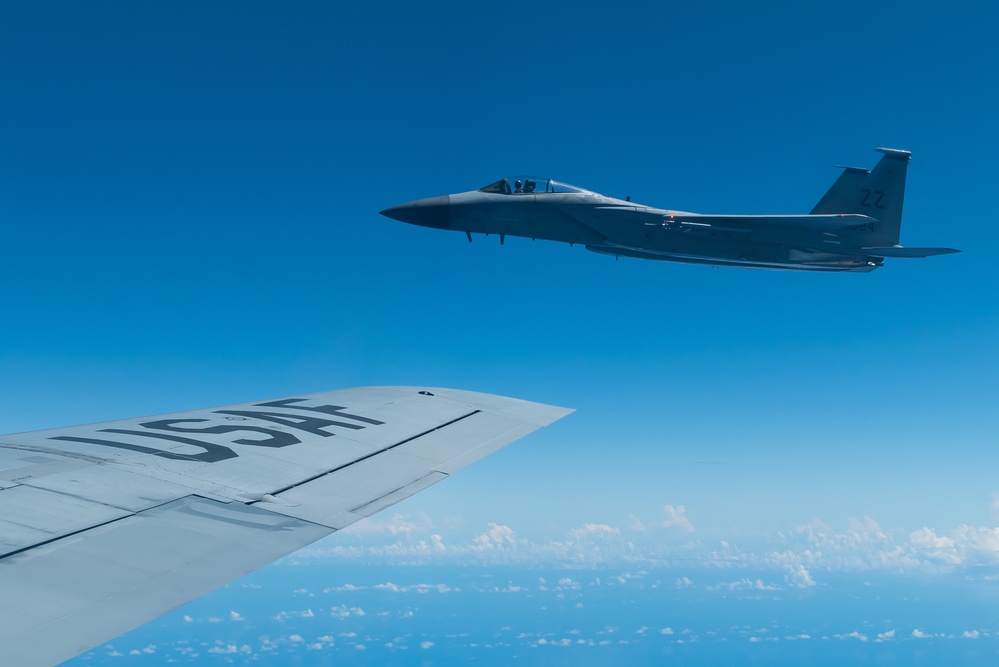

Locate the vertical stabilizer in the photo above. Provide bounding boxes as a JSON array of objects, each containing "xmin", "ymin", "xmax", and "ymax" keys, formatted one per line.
[{"xmin": 810, "ymin": 148, "xmax": 910, "ymax": 245}]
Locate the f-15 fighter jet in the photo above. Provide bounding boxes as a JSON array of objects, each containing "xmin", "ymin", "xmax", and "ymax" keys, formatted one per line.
[{"xmin": 381, "ymin": 148, "xmax": 958, "ymax": 272}]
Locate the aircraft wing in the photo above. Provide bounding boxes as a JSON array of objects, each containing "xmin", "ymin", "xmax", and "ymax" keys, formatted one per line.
[
  {"xmin": 861, "ymin": 246, "xmax": 961, "ymax": 258},
  {"xmin": 0, "ymin": 386, "xmax": 571, "ymax": 666},
  {"xmin": 672, "ymin": 214, "xmax": 881, "ymax": 231},
  {"xmin": 588, "ymin": 206, "xmax": 880, "ymax": 232}
]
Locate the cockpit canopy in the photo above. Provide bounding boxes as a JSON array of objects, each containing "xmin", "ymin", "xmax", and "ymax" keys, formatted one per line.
[{"xmin": 478, "ymin": 177, "xmax": 590, "ymax": 195}]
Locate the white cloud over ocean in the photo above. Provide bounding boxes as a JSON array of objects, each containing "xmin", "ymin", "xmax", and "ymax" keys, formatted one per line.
[{"xmin": 294, "ymin": 507, "xmax": 999, "ymax": 585}]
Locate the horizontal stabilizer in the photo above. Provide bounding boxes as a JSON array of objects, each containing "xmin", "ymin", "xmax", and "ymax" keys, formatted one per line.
[{"xmin": 862, "ymin": 246, "xmax": 961, "ymax": 258}]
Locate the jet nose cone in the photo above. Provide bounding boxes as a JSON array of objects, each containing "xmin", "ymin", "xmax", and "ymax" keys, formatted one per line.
[{"xmin": 380, "ymin": 195, "xmax": 451, "ymax": 229}]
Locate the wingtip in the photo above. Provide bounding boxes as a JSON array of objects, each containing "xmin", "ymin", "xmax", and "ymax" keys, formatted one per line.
[{"xmin": 418, "ymin": 387, "xmax": 574, "ymax": 427}]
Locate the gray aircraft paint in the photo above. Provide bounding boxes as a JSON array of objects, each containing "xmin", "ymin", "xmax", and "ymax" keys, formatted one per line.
[
  {"xmin": 381, "ymin": 148, "xmax": 959, "ymax": 272},
  {"xmin": 0, "ymin": 386, "xmax": 572, "ymax": 666}
]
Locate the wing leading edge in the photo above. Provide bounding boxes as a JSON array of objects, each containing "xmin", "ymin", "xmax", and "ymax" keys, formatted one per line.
[{"xmin": 0, "ymin": 386, "xmax": 572, "ymax": 667}]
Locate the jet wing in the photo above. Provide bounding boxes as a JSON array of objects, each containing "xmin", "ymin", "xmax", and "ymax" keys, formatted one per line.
[
  {"xmin": 673, "ymin": 214, "xmax": 881, "ymax": 231},
  {"xmin": 0, "ymin": 386, "xmax": 571, "ymax": 667},
  {"xmin": 588, "ymin": 206, "xmax": 879, "ymax": 232},
  {"xmin": 861, "ymin": 246, "xmax": 961, "ymax": 258}
]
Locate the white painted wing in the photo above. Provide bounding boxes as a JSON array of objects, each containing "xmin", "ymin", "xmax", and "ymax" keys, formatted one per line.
[{"xmin": 0, "ymin": 386, "xmax": 572, "ymax": 667}]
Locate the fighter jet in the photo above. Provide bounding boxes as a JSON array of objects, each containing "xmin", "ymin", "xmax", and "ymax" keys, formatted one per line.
[{"xmin": 381, "ymin": 148, "xmax": 958, "ymax": 272}]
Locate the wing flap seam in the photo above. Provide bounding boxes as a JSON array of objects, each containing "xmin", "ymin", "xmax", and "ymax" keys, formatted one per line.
[{"xmin": 252, "ymin": 410, "xmax": 482, "ymax": 502}]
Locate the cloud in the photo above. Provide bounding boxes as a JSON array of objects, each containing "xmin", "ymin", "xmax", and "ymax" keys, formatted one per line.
[
  {"xmin": 707, "ymin": 578, "xmax": 780, "ymax": 591},
  {"xmin": 766, "ymin": 551, "xmax": 816, "ymax": 589},
  {"xmin": 789, "ymin": 517, "xmax": 905, "ymax": 572},
  {"xmin": 472, "ymin": 523, "xmax": 517, "ymax": 551},
  {"xmin": 905, "ymin": 525, "xmax": 999, "ymax": 568},
  {"xmin": 273, "ymin": 608, "xmax": 316, "ymax": 621},
  {"xmin": 374, "ymin": 582, "xmax": 457, "ymax": 594},
  {"xmin": 229, "ymin": 610, "xmax": 244, "ymax": 622},
  {"xmin": 912, "ymin": 629, "xmax": 931, "ymax": 639},
  {"xmin": 785, "ymin": 564, "xmax": 816, "ymax": 589},
  {"xmin": 774, "ymin": 517, "xmax": 999, "ymax": 575},
  {"xmin": 950, "ymin": 525, "xmax": 999, "ymax": 564},
  {"xmin": 207, "ymin": 643, "xmax": 252, "ymax": 655},
  {"xmin": 536, "ymin": 637, "xmax": 577, "ymax": 647},
  {"xmin": 660, "ymin": 505, "xmax": 694, "ymax": 532},
  {"xmin": 291, "ymin": 509, "xmax": 999, "ymax": 581},
  {"xmin": 420, "ymin": 641, "xmax": 434, "ymax": 649},
  {"xmin": 557, "ymin": 577, "xmax": 581, "ymax": 590},
  {"xmin": 330, "ymin": 606, "xmax": 367, "ymax": 619},
  {"xmin": 963, "ymin": 630, "xmax": 981, "ymax": 639},
  {"xmin": 876, "ymin": 630, "xmax": 896, "ymax": 642},
  {"xmin": 567, "ymin": 523, "xmax": 620, "ymax": 540},
  {"xmin": 375, "ymin": 581, "xmax": 406, "ymax": 593},
  {"xmin": 127, "ymin": 645, "xmax": 156, "ymax": 655},
  {"xmin": 909, "ymin": 528, "xmax": 960, "ymax": 565},
  {"xmin": 325, "ymin": 583, "xmax": 362, "ymax": 592},
  {"xmin": 308, "ymin": 519, "xmax": 641, "ymax": 566}
]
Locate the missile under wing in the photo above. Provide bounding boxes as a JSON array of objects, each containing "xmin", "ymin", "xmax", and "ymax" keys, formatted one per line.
[
  {"xmin": 381, "ymin": 148, "xmax": 959, "ymax": 272},
  {"xmin": 0, "ymin": 386, "xmax": 571, "ymax": 666}
]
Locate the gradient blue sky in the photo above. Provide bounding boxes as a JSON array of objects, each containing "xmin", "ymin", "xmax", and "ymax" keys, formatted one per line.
[{"xmin": 2, "ymin": 1, "xmax": 998, "ymax": 664}]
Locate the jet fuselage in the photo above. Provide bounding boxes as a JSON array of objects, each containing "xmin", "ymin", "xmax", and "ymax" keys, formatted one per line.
[{"xmin": 380, "ymin": 151, "xmax": 959, "ymax": 272}]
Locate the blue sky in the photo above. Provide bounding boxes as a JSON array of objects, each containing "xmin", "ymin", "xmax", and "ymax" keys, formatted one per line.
[{"xmin": 2, "ymin": 1, "xmax": 998, "ymax": 664}]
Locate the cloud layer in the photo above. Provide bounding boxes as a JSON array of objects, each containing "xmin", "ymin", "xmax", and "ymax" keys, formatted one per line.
[{"xmin": 295, "ymin": 507, "xmax": 999, "ymax": 586}]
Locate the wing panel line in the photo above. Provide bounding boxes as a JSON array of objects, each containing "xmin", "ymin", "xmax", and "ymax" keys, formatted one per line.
[
  {"xmin": 0, "ymin": 512, "xmax": 133, "ymax": 561},
  {"xmin": 251, "ymin": 409, "xmax": 482, "ymax": 502}
]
